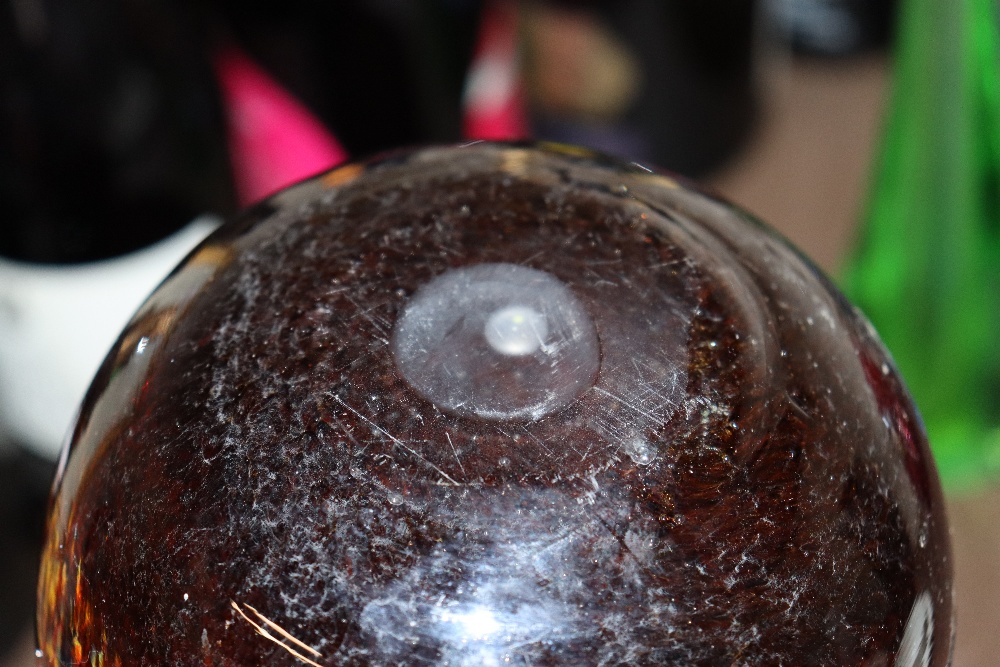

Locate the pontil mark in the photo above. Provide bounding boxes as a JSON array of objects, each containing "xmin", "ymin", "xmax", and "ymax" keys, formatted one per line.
[{"xmin": 392, "ymin": 263, "xmax": 600, "ymax": 421}]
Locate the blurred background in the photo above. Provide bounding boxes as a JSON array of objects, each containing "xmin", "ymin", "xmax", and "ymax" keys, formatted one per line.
[{"xmin": 2, "ymin": 0, "xmax": 998, "ymax": 664}]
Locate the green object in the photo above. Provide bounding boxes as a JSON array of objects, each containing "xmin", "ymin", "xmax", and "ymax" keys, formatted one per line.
[{"xmin": 841, "ymin": 0, "xmax": 1000, "ymax": 491}]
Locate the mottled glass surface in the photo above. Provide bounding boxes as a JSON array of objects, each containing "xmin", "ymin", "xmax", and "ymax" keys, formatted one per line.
[{"xmin": 37, "ymin": 143, "xmax": 952, "ymax": 666}]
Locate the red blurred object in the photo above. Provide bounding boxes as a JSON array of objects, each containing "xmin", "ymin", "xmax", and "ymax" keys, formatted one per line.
[
  {"xmin": 462, "ymin": 2, "xmax": 530, "ymax": 141},
  {"xmin": 214, "ymin": 46, "xmax": 348, "ymax": 206}
]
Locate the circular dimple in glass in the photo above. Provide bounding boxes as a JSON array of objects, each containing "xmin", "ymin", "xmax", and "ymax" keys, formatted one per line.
[{"xmin": 392, "ymin": 263, "xmax": 600, "ymax": 421}]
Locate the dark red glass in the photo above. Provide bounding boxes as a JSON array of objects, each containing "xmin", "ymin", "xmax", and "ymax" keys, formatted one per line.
[{"xmin": 37, "ymin": 143, "xmax": 952, "ymax": 666}]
